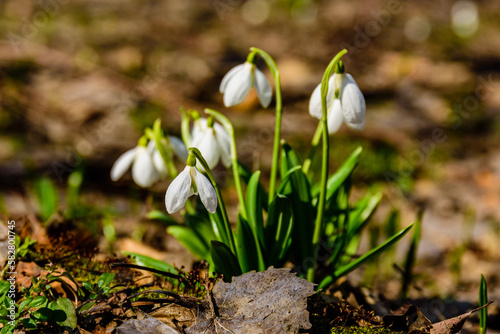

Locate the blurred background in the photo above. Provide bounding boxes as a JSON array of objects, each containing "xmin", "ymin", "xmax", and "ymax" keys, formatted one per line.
[{"xmin": 1, "ymin": 0, "xmax": 499, "ymax": 318}]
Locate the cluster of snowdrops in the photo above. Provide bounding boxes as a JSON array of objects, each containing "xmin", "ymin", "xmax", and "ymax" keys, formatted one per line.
[{"xmin": 110, "ymin": 48, "xmax": 413, "ymax": 287}]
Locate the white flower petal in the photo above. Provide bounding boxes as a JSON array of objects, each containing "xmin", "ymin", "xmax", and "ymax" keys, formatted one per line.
[
  {"xmin": 168, "ymin": 136, "xmax": 189, "ymax": 162},
  {"xmin": 308, "ymin": 76, "xmax": 336, "ymax": 120},
  {"xmin": 340, "ymin": 73, "xmax": 366, "ymax": 125},
  {"xmin": 192, "ymin": 128, "xmax": 220, "ymax": 170},
  {"xmin": 254, "ymin": 68, "xmax": 272, "ymax": 108},
  {"xmin": 346, "ymin": 118, "xmax": 365, "ymax": 131},
  {"xmin": 222, "ymin": 63, "xmax": 253, "ymax": 107},
  {"xmin": 191, "ymin": 118, "xmax": 207, "ymax": 145},
  {"xmin": 220, "ymin": 63, "xmax": 246, "ymax": 94},
  {"xmin": 194, "ymin": 168, "xmax": 217, "ymax": 213},
  {"xmin": 165, "ymin": 166, "xmax": 192, "ymax": 214},
  {"xmin": 152, "ymin": 149, "xmax": 169, "ymax": 178},
  {"xmin": 147, "ymin": 140, "xmax": 156, "ymax": 153},
  {"xmin": 213, "ymin": 123, "xmax": 231, "ymax": 167},
  {"xmin": 308, "ymin": 83, "xmax": 322, "ymax": 120},
  {"xmin": 132, "ymin": 147, "xmax": 159, "ymax": 187},
  {"xmin": 110, "ymin": 148, "xmax": 137, "ymax": 181},
  {"xmin": 327, "ymin": 99, "xmax": 344, "ymax": 135}
]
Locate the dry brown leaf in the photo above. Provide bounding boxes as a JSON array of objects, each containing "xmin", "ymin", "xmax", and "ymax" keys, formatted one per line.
[
  {"xmin": 430, "ymin": 302, "xmax": 493, "ymax": 334},
  {"xmin": 186, "ymin": 267, "xmax": 316, "ymax": 334}
]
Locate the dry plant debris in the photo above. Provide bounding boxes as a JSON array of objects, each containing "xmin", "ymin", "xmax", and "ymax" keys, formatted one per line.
[{"xmin": 186, "ymin": 267, "xmax": 316, "ymax": 334}]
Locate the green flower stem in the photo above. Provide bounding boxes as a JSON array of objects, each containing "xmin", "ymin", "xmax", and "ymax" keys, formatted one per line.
[
  {"xmin": 152, "ymin": 120, "xmax": 178, "ymax": 179},
  {"xmin": 205, "ymin": 108, "xmax": 247, "ymax": 220},
  {"xmin": 307, "ymin": 49, "xmax": 347, "ymax": 283},
  {"xmin": 250, "ymin": 47, "xmax": 282, "ymax": 204},
  {"xmin": 302, "ymin": 123, "xmax": 323, "ymax": 174},
  {"xmin": 189, "ymin": 147, "xmax": 237, "ymax": 256}
]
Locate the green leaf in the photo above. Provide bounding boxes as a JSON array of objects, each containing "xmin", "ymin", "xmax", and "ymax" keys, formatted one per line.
[
  {"xmin": 184, "ymin": 214, "xmax": 217, "ymax": 250},
  {"xmin": 122, "ymin": 252, "xmax": 178, "ymax": 274},
  {"xmin": 479, "ymin": 274, "xmax": 488, "ymax": 334},
  {"xmin": 210, "ymin": 241, "xmax": 242, "ymax": 281},
  {"xmin": 97, "ymin": 273, "xmax": 115, "ymax": 289},
  {"xmin": 246, "ymin": 171, "xmax": 265, "ymax": 244},
  {"xmin": 401, "ymin": 211, "xmax": 422, "ymax": 299},
  {"xmin": 147, "ymin": 210, "xmax": 178, "ymax": 225},
  {"xmin": 82, "ymin": 282, "xmax": 93, "ymax": 292},
  {"xmin": 29, "ymin": 295, "xmax": 48, "ymax": 309},
  {"xmin": 20, "ymin": 318, "xmax": 36, "ymax": 330},
  {"xmin": 49, "ymin": 297, "xmax": 77, "ymax": 329},
  {"xmin": 18, "ymin": 297, "xmax": 33, "ymax": 314},
  {"xmin": 167, "ymin": 225, "xmax": 210, "ymax": 260},
  {"xmin": 280, "ymin": 141, "xmax": 314, "ymax": 262},
  {"xmin": 32, "ymin": 307, "xmax": 53, "ymax": 321},
  {"xmin": 319, "ymin": 223, "xmax": 414, "ymax": 289},
  {"xmin": 1, "ymin": 323, "xmax": 17, "ymax": 333},
  {"xmin": 236, "ymin": 214, "xmax": 259, "ymax": 272},
  {"xmin": 326, "ymin": 147, "xmax": 362, "ymax": 201},
  {"xmin": 34, "ymin": 177, "xmax": 59, "ymax": 223},
  {"xmin": 238, "ymin": 162, "xmax": 269, "ymax": 211},
  {"xmin": 266, "ymin": 195, "xmax": 294, "ymax": 266},
  {"xmin": 343, "ymin": 190, "xmax": 383, "ymax": 258}
]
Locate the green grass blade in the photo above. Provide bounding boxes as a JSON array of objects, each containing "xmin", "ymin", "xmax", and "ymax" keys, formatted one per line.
[
  {"xmin": 319, "ymin": 223, "xmax": 414, "ymax": 289},
  {"xmin": 401, "ymin": 210, "xmax": 423, "ymax": 299},
  {"xmin": 479, "ymin": 274, "xmax": 488, "ymax": 334}
]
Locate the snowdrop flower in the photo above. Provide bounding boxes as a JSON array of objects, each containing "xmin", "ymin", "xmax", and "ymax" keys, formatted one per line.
[
  {"xmin": 191, "ymin": 117, "xmax": 231, "ymax": 170},
  {"xmin": 111, "ymin": 138, "xmax": 159, "ymax": 188},
  {"xmin": 309, "ymin": 62, "xmax": 366, "ymax": 133},
  {"xmin": 147, "ymin": 136, "xmax": 189, "ymax": 178},
  {"xmin": 219, "ymin": 62, "xmax": 272, "ymax": 108},
  {"xmin": 165, "ymin": 154, "xmax": 217, "ymax": 214}
]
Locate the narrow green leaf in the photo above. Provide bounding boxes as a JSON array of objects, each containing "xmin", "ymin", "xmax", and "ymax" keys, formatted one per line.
[
  {"xmin": 147, "ymin": 210, "xmax": 179, "ymax": 225},
  {"xmin": 97, "ymin": 273, "xmax": 115, "ymax": 289},
  {"xmin": 280, "ymin": 141, "xmax": 314, "ymax": 262},
  {"xmin": 401, "ymin": 210, "xmax": 423, "ymax": 299},
  {"xmin": 236, "ymin": 214, "xmax": 259, "ymax": 272},
  {"xmin": 210, "ymin": 241, "xmax": 242, "ymax": 281},
  {"xmin": 29, "ymin": 296, "xmax": 48, "ymax": 309},
  {"xmin": 167, "ymin": 226, "xmax": 210, "ymax": 259},
  {"xmin": 246, "ymin": 171, "xmax": 265, "ymax": 242},
  {"xmin": 479, "ymin": 274, "xmax": 488, "ymax": 334},
  {"xmin": 319, "ymin": 223, "xmax": 414, "ymax": 289},
  {"xmin": 238, "ymin": 161, "xmax": 269, "ymax": 211},
  {"xmin": 266, "ymin": 195, "xmax": 294, "ymax": 266},
  {"xmin": 122, "ymin": 252, "xmax": 178, "ymax": 274},
  {"xmin": 184, "ymin": 214, "xmax": 218, "ymax": 250},
  {"xmin": 326, "ymin": 147, "xmax": 363, "ymax": 201},
  {"xmin": 34, "ymin": 177, "xmax": 59, "ymax": 223},
  {"xmin": 18, "ymin": 297, "xmax": 33, "ymax": 314},
  {"xmin": 343, "ymin": 190, "xmax": 383, "ymax": 257}
]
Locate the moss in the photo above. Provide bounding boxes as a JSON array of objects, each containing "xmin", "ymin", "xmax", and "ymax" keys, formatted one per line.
[{"xmin": 330, "ymin": 326, "xmax": 398, "ymax": 334}]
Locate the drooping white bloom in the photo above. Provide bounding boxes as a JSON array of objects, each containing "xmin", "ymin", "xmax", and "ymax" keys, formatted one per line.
[
  {"xmin": 111, "ymin": 145, "xmax": 159, "ymax": 188},
  {"xmin": 165, "ymin": 165, "xmax": 217, "ymax": 214},
  {"xmin": 191, "ymin": 118, "xmax": 231, "ymax": 169},
  {"xmin": 309, "ymin": 72, "xmax": 366, "ymax": 133},
  {"xmin": 147, "ymin": 137, "xmax": 189, "ymax": 178},
  {"xmin": 219, "ymin": 62, "xmax": 272, "ymax": 108}
]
